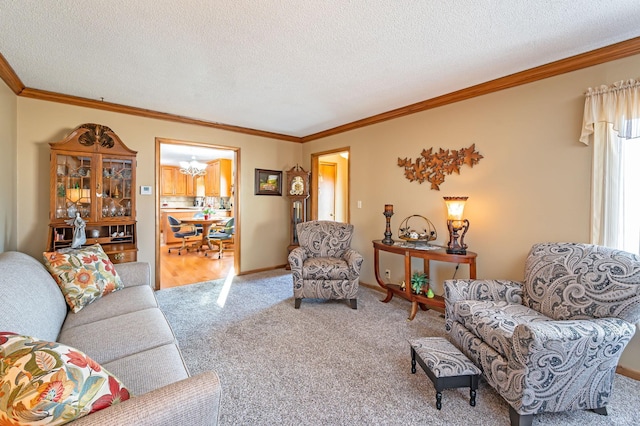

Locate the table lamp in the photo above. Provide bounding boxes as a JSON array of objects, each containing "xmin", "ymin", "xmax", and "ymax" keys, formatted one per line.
[{"xmin": 443, "ymin": 196, "xmax": 469, "ymax": 254}]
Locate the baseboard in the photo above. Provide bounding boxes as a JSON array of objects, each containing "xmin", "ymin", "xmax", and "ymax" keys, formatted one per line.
[
  {"xmin": 616, "ymin": 365, "xmax": 640, "ymax": 381},
  {"xmin": 238, "ymin": 264, "xmax": 288, "ymax": 276},
  {"xmin": 360, "ymin": 281, "xmax": 384, "ymax": 292}
]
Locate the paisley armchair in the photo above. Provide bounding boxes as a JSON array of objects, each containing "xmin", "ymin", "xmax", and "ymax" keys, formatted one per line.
[
  {"xmin": 288, "ymin": 221, "xmax": 363, "ymax": 309},
  {"xmin": 444, "ymin": 242, "xmax": 640, "ymax": 426}
]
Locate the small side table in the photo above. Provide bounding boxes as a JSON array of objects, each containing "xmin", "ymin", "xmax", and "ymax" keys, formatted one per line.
[
  {"xmin": 410, "ymin": 337, "xmax": 481, "ymax": 410},
  {"xmin": 372, "ymin": 240, "xmax": 477, "ymax": 320}
]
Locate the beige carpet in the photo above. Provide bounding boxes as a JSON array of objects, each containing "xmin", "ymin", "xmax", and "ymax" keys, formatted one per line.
[{"xmin": 156, "ymin": 269, "xmax": 640, "ymax": 425}]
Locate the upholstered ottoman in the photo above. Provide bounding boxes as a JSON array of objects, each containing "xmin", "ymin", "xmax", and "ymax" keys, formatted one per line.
[{"xmin": 410, "ymin": 337, "xmax": 481, "ymax": 410}]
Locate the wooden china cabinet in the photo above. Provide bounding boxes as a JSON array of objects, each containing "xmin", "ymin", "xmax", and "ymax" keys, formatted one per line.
[{"xmin": 47, "ymin": 123, "xmax": 138, "ymax": 263}]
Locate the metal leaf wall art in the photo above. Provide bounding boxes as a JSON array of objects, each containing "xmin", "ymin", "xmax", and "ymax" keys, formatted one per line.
[{"xmin": 397, "ymin": 143, "xmax": 483, "ymax": 190}]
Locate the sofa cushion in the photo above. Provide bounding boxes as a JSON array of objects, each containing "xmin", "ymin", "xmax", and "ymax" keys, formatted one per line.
[
  {"xmin": 0, "ymin": 252, "xmax": 68, "ymax": 342},
  {"xmin": 0, "ymin": 333, "xmax": 130, "ymax": 425},
  {"xmin": 453, "ymin": 300, "xmax": 551, "ymax": 358},
  {"xmin": 58, "ymin": 308, "xmax": 176, "ymax": 365},
  {"xmin": 43, "ymin": 244, "xmax": 124, "ymax": 313},
  {"xmin": 61, "ymin": 285, "xmax": 158, "ymax": 331},
  {"xmin": 102, "ymin": 344, "xmax": 190, "ymax": 395}
]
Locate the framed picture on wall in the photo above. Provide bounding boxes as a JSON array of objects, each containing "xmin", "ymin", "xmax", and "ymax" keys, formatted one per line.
[{"xmin": 255, "ymin": 169, "xmax": 282, "ymax": 196}]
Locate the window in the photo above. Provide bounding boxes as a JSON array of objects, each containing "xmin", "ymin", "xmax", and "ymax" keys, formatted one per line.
[
  {"xmin": 580, "ymin": 79, "xmax": 640, "ymax": 254},
  {"xmin": 620, "ymin": 137, "xmax": 640, "ymax": 254}
]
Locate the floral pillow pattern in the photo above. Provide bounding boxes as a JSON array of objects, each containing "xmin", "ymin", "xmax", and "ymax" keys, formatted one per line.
[
  {"xmin": 43, "ymin": 244, "xmax": 124, "ymax": 313},
  {"xmin": 0, "ymin": 333, "xmax": 130, "ymax": 425}
]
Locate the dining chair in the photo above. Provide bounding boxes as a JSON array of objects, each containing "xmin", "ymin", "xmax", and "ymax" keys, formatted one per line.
[
  {"xmin": 206, "ymin": 218, "xmax": 234, "ymax": 259},
  {"xmin": 167, "ymin": 215, "xmax": 201, "ymax": 255}
]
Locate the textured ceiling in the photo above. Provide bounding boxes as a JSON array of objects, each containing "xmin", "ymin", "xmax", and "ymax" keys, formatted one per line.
[{"xmin": 1, "ymin": 1, "xmax": 640, "ymax": 138}]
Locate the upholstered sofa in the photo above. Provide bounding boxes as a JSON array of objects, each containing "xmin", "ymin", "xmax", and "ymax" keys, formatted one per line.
[
  {"xmin": 444, "ymin": 242, "xmax": 640, "ymax": 426},
  {"xmin": 0, "ymin": 251, "xmax": 221, "ymax": 425},
  {"xmin": 288, "ymin": 220, "xmax": 363, "ymax": 309}
]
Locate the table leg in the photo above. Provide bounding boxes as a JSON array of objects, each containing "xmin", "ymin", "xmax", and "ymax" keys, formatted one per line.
[
  {"xmin": 408, "ymin": 301, "xmax": 419, "ymax": 321},
  {"xmin": 201, "ymin": 223, "xmax": 217, "ymax": 254},
  {"xmin": 374, "ymin": 247, "xmax": 393, "ymax": 303}
]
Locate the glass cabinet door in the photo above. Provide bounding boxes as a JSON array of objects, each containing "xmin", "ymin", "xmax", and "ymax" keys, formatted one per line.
[
  {"xmin": 54, "ymin": 153, "xmax": 93, "ymax": 220},
  {"xmin": 291, "ymin": 199, "xmax": 306, "ymax": 245},
  {"xmin": 100, "ymin": 157, "xmax": 134, "ymax": 220}
]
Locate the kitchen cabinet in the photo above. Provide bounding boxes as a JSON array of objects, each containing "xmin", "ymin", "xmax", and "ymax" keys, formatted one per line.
[
  {"xmin": 47, "ymin": 123, "xmax": 137, "ymax": 263},
  {"xmin": 161, "ymin": 166, "xmax": 196, "ymax": 196},
  {"xmin": 204, "ymin": 159, "xmax": 232, "ymax": 197}
]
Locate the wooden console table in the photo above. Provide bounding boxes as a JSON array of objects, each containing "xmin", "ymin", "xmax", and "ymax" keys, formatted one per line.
[{"xmin": 372, "ymin": 240, "xmax": 477, "ymax": 321}]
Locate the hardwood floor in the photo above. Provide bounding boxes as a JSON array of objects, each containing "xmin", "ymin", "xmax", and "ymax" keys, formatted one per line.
[{"xmin": 160, "ymin": 243, "xmax": 234, "ymax": 288}]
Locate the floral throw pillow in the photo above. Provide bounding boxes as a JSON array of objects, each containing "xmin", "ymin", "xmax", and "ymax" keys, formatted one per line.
[
  {"xmin": 0, "ymin": 333, "xmax": 131, "ymax": 425},
  {"xmin": 43, "ymin": 244, "xmax": 124, "ymax": 313}
]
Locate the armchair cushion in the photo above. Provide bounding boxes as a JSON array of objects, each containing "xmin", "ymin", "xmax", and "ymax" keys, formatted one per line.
[
  {"xmin": 523, "ymin": 242, "xmax": 640, "ymax": 322},
  {"xmin": 302, "ymin": 257, "xmax": 351, "ymax": 280},
  {"xmin": 297, "ymin": 220, "xmax": 354, "ymax": 258},
  {"xmin": 452, "ymin": 300, "xmax": 551, "ymax": 358}
]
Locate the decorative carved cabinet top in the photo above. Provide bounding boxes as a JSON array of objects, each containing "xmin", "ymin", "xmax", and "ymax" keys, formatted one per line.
[{"xmin": 50, "ymin": 123, "xmax": 137, "ymax": 155}]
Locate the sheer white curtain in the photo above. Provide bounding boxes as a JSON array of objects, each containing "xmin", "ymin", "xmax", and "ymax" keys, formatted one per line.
[{"xmin": 580, "ymin": 79, "xmax": 640, "ymax": 254}]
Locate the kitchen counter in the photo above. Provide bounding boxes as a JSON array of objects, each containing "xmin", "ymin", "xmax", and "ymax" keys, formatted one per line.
[
  {"xmin": 161, "ymin": 207, "xmax": 232, "ymax": 213},
  {"xmin": 161, "ymin": 207, "xmax": 203, "ymax": 212}
]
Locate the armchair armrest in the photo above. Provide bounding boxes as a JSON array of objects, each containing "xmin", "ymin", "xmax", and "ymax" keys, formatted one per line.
[
  {"xmin": 288, "ymin": 246, "xmax": 308, "ymax": 272},
  {"xmin": 114, "ymin": 262, "xmax": 151, "ymax": 288},
  {"xmin": 444, "ymin": 279, "xmax": 524, "ymax": 332},
  {"xmin": 72, "ymin": 371, "xmax": 221, "ymax": 426},
  {"xmin": 512, "ymin": 317, "xmax": 636, "ymax": 369},
  {"xmin": 343, "ymin": 248, "xmax": 364, "ymax": 276}
]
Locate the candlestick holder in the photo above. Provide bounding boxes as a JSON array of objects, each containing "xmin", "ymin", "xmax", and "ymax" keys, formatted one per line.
[{"xmin": 382, "ymin": 204, "xmax": 394, "ymax": 245}]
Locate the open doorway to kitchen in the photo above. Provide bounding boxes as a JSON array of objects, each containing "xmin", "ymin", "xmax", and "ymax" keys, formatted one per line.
[
  {"xmin": 311, "ymin": 148, "xmax": 350, "ymax": 222},
  {"xmin": 155, "ymin": 138, "xmax": 240, "ymax": 289}
]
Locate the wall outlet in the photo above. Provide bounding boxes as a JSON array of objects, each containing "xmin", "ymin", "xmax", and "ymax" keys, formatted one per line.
[{"xmin": 385, "ymin": 269, "xmax": 391, "ymax": 279}]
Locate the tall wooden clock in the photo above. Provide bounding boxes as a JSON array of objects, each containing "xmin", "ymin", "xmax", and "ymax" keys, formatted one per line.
[{"xmin": 286, "ymin": 165, "xmax": 310, "ymax": 262}]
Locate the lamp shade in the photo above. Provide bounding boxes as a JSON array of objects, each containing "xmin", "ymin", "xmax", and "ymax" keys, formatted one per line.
[{"xmin": 443, "ymin": 196, "xmax": 468, "ymax": 220}]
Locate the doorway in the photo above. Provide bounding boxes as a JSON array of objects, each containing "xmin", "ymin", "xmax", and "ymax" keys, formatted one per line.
[
  {"xmin": 311, "ymin": 148, "xmax": 350, "ymax": 222},
  {"xmin": 155, "ymin": 138, "xmax": 240, "ymax": 289}
]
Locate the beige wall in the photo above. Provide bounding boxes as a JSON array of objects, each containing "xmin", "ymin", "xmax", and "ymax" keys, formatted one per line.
[
  {"xmin": 0, "ymin": 81, "xmax": 17, "ymax": 252},
  {"xmin": 302, "ymin": 53, "xmax": 640, "ymax": 371},
  {"xmin": 5, "ymin": 52, "xmax": 640, "ymax": 371},
  {"xmin": 15, "ymin": 98, "xmax": 302, "ymax": 279}
]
